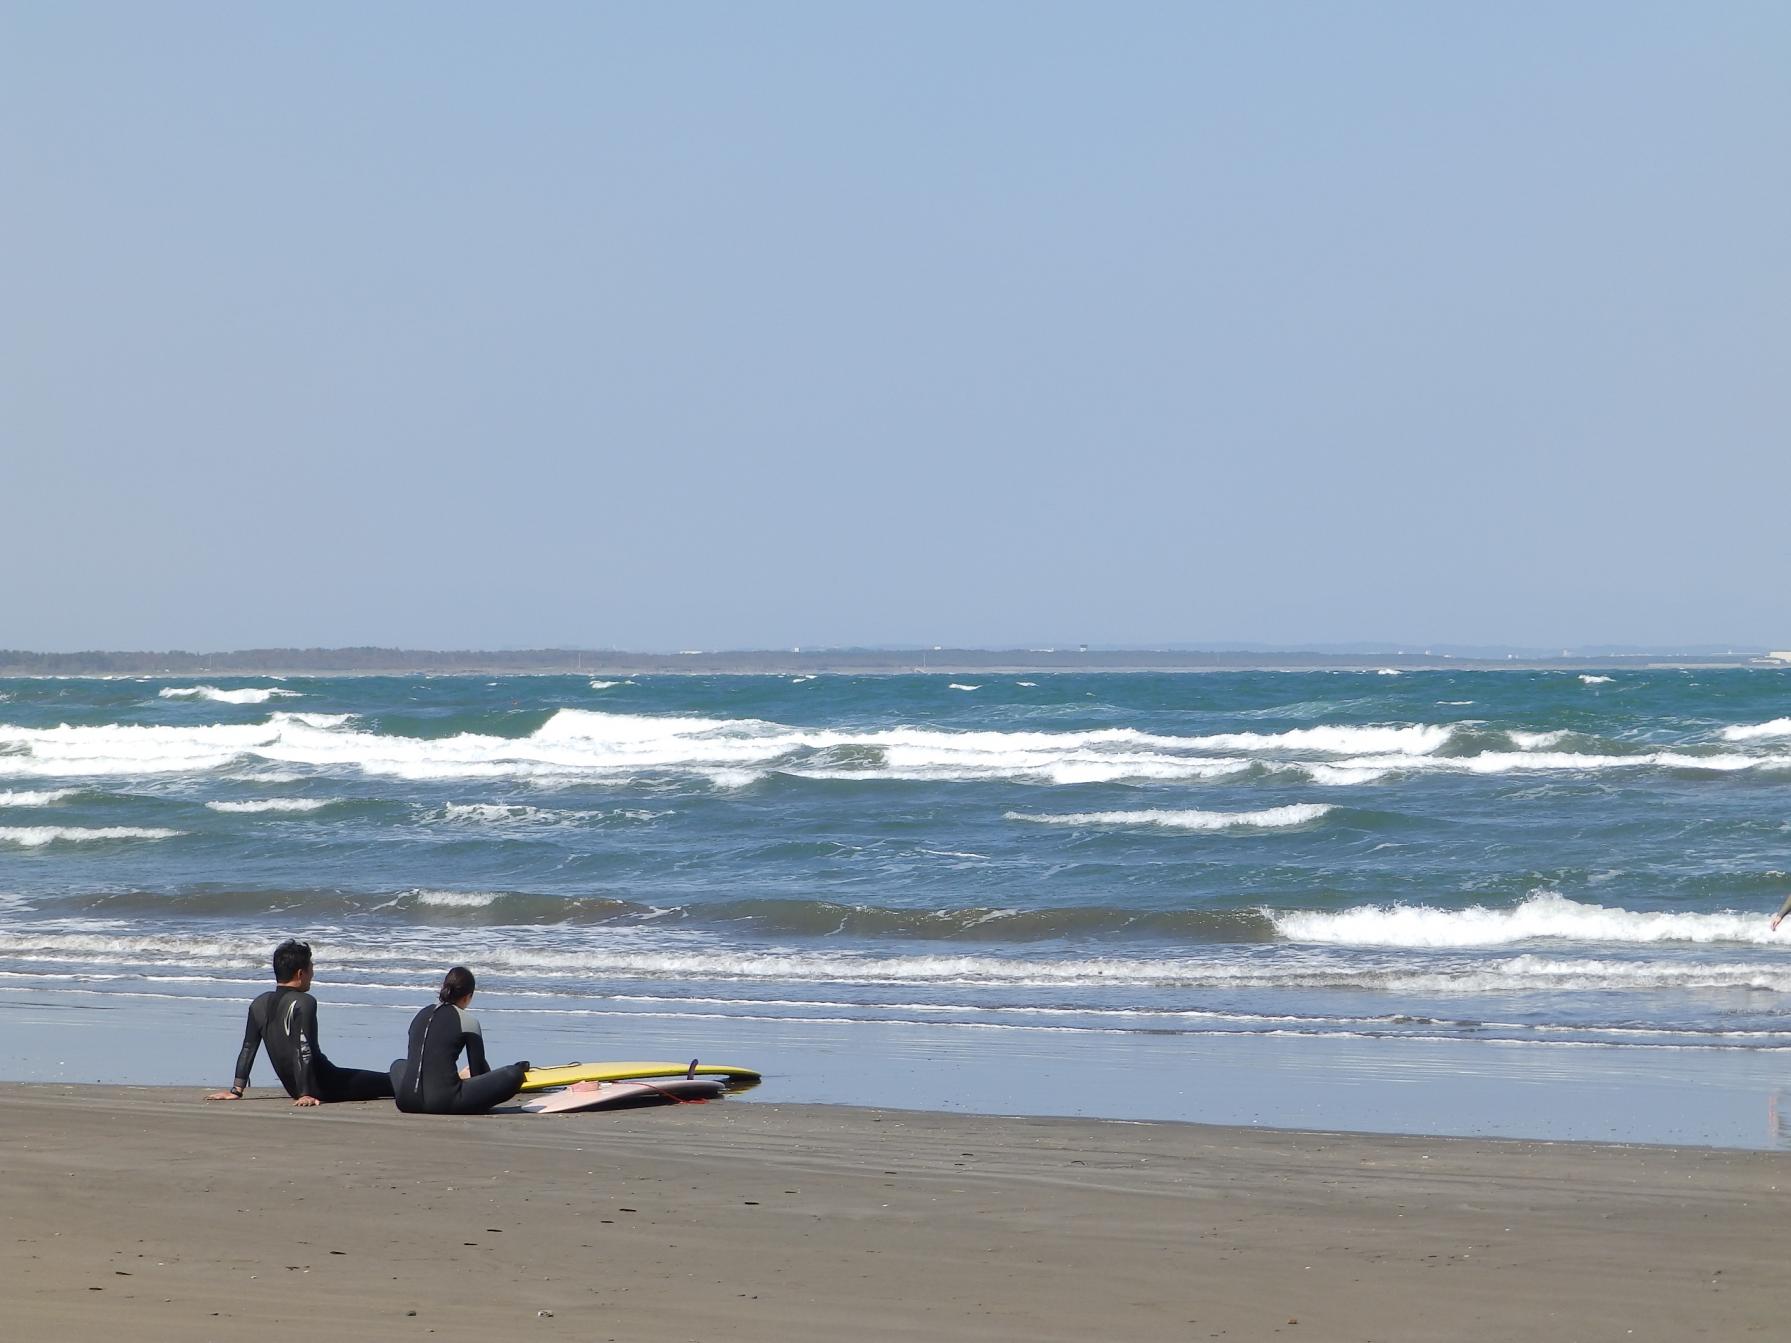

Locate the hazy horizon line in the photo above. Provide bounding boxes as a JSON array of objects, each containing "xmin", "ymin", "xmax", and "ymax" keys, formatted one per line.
[{"xmin": 2, "ymin": 641, "xmax": 1778, "ymax": 660}]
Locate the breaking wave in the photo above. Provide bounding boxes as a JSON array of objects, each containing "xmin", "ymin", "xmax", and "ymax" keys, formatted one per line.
[
  {"xmin": 435, "ymin": 802, "xmax": 557, "ymax": 824},
  {"xmin": 1722, "ymin": 718, "xmax": 1791, "ymax": 742},
  {"xmin": 1180, "ymin": 724, "xmax": 1454, "ymax": 754},
  {"xmin": 8, "ymin": 925, "xmax": 1791, "ymax": 1001},
  {"xmin": 0, "ymin": 789, "xmax": 80, "ymax": 807},
  {"xmin": 1270, "ymin": 891, "xmax": 1780, "ymax": 947},
  {"xmin": 1006, "ymin": 804, "xmax": 1333, "ymax": 832},
  {"xmin": 1296, "ymin": 748, "xmax": 1773, "ymax": 787},
  {"xmin": 410, "ymin": 889, "xmax": 504, "ymax": 908},
  {"xmin": 425, "ymin": 802, "xmax": 653, "ymax": 826},
  {"xmin": 159, "ymin": 685, "xmax": 302, "ymax": 705},
  {"xmin": 205, "ymin": 798, "xmax": 336, "ymax": 814},
  {"xmin": 1507, "ymin": 730, "xmax": 1568, "ymax": 749},
  {"xmin": 0, "ymin": 826, "xmax": 184, "ymax": 847},
  {"xmin": 269, "ymin": 711, "xmax": 353, "ymax": 729},
  {"xmin": 1, "ymin": 707, "xmax": 1785, "ymax": 788}
]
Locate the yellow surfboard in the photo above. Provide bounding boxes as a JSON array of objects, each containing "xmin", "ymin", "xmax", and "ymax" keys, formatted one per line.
[{"xmin": 520, "ymin": 1060, "xmax": 761, "ymax": 1093}]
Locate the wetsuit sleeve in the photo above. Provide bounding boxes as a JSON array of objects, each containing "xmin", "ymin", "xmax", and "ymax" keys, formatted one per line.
[
  {"xmin": 287, "ymin": 993, "xmax": 320, "ymax": 1098},
  {"xmin": 231, "ymin": 1003, "xmax": 262, "ymax": 1092},
  {"xmin": 459, "ymin": 1008, "xmax": 489, "ymax": 1076}
]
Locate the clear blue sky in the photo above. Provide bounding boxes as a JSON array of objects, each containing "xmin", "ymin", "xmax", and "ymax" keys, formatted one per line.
[{"xmin": 3, "ymin": 3, "xmax": 1786, "ymax": 652}]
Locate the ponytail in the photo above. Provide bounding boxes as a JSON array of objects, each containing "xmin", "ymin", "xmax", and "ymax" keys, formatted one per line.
[{"xmin": 438, "ymin": 965, "xmax": 476, "ymax": 1003}]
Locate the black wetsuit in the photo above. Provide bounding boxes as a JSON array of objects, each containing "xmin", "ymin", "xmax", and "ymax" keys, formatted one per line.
[
  {"xmin": 391, "ymin": 1002, "xmax": 529, "ymax": 1115},
  {"xmin": 231, "ymin": 986, "xmax": 396, "ymax": 1102}
]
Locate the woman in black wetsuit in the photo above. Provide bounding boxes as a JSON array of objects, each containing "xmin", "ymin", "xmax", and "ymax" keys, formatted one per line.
[{"xmin": 392, "ymin": 967, "xmax": 530, "ymax": 1114}]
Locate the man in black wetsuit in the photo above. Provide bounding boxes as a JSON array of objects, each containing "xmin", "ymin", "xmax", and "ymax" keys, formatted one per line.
[{"xmin": 205, "ymin": 940, "xmax": 395, "ymax": 1107}]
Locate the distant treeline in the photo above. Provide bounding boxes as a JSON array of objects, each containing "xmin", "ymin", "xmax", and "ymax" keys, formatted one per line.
[
  {"xmin": 0, "ymin": 647, "xmax": 1769, "ymax": 676},
  {"xmin": 0, "ymin": 647, "xmax": 727, "ymax": 675},
  {"xmin": 0, "ymin": 647, "xmax": 607, "ymax": 675}
]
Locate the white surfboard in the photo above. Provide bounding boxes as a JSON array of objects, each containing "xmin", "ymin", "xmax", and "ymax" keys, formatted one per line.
[{"xmin": 518, "ymin": 1076, "xmax": 727, "ymax": 1114}]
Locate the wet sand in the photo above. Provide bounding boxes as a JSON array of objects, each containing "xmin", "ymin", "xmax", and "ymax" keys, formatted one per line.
[{"xmin": 2, "ymin": 1084, "xmax": 1784, "ymax": 1341}]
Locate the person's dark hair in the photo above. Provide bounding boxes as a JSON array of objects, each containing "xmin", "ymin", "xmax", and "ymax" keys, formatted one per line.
[
  {"xmin": 272, "ymin": 939, "xmax": 313, "ymax": 982},
  {"xmin": 439, "ymin": 966, "xmax": 476, "ymax": 1004}
]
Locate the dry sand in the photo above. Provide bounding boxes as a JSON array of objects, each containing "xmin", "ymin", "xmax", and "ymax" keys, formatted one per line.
[{"xmin": 2, "ymin": 1084, "xmax": 1784, "ymax": 1341}]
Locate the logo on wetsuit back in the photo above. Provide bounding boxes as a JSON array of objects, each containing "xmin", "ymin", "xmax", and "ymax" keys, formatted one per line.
[{"xmin": 282, "ymin": 998, "xmax": 313, "ymax": 1068}]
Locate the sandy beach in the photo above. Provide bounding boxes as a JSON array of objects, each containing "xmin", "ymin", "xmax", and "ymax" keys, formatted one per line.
[{"xmin": 2, "ymin": 1085, "xmax": 1784, "ymax": 1342}]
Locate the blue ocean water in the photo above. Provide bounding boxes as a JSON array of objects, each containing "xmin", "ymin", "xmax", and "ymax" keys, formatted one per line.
[{"xmin": 4, "ymin": 669, "xmax": 1791, "ymax": 1135}]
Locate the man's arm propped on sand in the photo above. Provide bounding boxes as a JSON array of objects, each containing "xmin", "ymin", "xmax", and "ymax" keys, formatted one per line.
[{"xmin": 205, "ymin": 1001, "xmax": 264, "ymax": 1101}]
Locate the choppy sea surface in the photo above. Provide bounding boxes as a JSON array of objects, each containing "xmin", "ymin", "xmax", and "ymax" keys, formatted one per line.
[{"xmin": 5, "ymin": 669, "xmax": 1791, "ymax": 1140}]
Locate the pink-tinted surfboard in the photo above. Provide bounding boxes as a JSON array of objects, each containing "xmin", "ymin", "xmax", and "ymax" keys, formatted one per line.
[{"xmin": 519, "ymin": 1076, "xmax": 726, "ymax": 1114}]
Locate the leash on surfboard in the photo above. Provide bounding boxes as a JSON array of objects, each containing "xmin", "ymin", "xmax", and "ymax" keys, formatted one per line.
[
  {"xmin": 621, "ymin": 1062, "xmax": 712, "ymax": 1106},
  {"xmin": 628, "ymin": 1079, "xmax": 710, "ymax": 1104}
]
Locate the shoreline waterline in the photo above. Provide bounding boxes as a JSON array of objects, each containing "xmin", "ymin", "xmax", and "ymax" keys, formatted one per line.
[{"xmin": 6, "ymin": 986, "xmax": 1790, "ymax": 1149}]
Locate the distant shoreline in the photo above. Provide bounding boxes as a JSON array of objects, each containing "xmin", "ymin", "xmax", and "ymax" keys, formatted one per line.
[{"xmin": 1, "ymin": 646, "xmax": 1781, "ymax": 676}]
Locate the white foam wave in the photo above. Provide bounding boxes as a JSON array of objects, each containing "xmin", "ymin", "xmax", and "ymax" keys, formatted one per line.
[
  {"xmin": 0, "ymin": 720, "xmax": 302, "ymax": 776},
  {"xmin": 6, "ymin": 926, "xmax": 1791, "ymax": 1000},
  {"xmin": 205, "ymin": 799, "xmax": 335, "ymax": 814},
  {"xmin": 0, "ymin": 826, "xmax": 183, "ymax": 847},
  {"xmin": 431, "ymin": 802, "xmax": 597, "ymax": 826},
  {"xmin": 948, "ymin": 683, "xmax": 981, "ymax": 691},
  {"xmin": 439, "ymin": 802, "xmax": 538, "ymax": 823},
  {"xmin": 1292, "ymin": 748, "xmax": 1773, "ymax": 787},
  {"xmin": 588, "ymin": 681, "xmax": 619, "ymax": 690},
  {"xmin": 1508, "ymin": 730, "xmax": 1568, "ymax": 750},
  {"xmin": 1461, "ymin": 955, "xmax": 1791, "ymax": 993},
  {"xmin": 1377, "ymin": 668, "xmax": 1402, "ymax": 676},
  {"xmin": 1007, "ymin": 804, "xmax": 1333, "ymax": 832},
  {"xmin": 1722, "ymin": 718, "xmax": 1791, "ymax": 742},
  {"xmin": 0, "ymin": 789, "xmax": 79, "ymax": 807},
  {"xmin": 1016, "ymin": 681, "xmax": 1037, "ymax": 687},
  {"xmin": 1183, "ymin": 724, "xmax": 1455, "ymax": 754},
  {"xmin": 785, "ymin": 757, "xmax": 1256, "ymax": 786},
  {"xmin": 410, "ymin": 890, "xmax": 502, "ymax": 908},
  {"xmin": 1580, "ymin": 675, "xmax": 1613, "ymax": 685},
  {"xmin": 159, "ymin": 685, "xmax": 302, "ymax": 705},
  {"xmin": 269, "ymin": 711, "xmax": 353, "ymax": 729},
  {"xmin": 1, "ymin": 706, "xmax": 1781, "ymax": 788},
  {"xmin": 706, "ymin": 768, "xmax": 762, "ymax": 789},
  {"xmin": 1271, "ymin": 892, "xmax": 1780, "ymax": 948},
  {"xmin": 0, "ymin": 930, "xmax": 275, "ymax": 965},
  {"xmin": 1300, "ymin": 762, "xmax": 1398, "ymax": 786}
]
